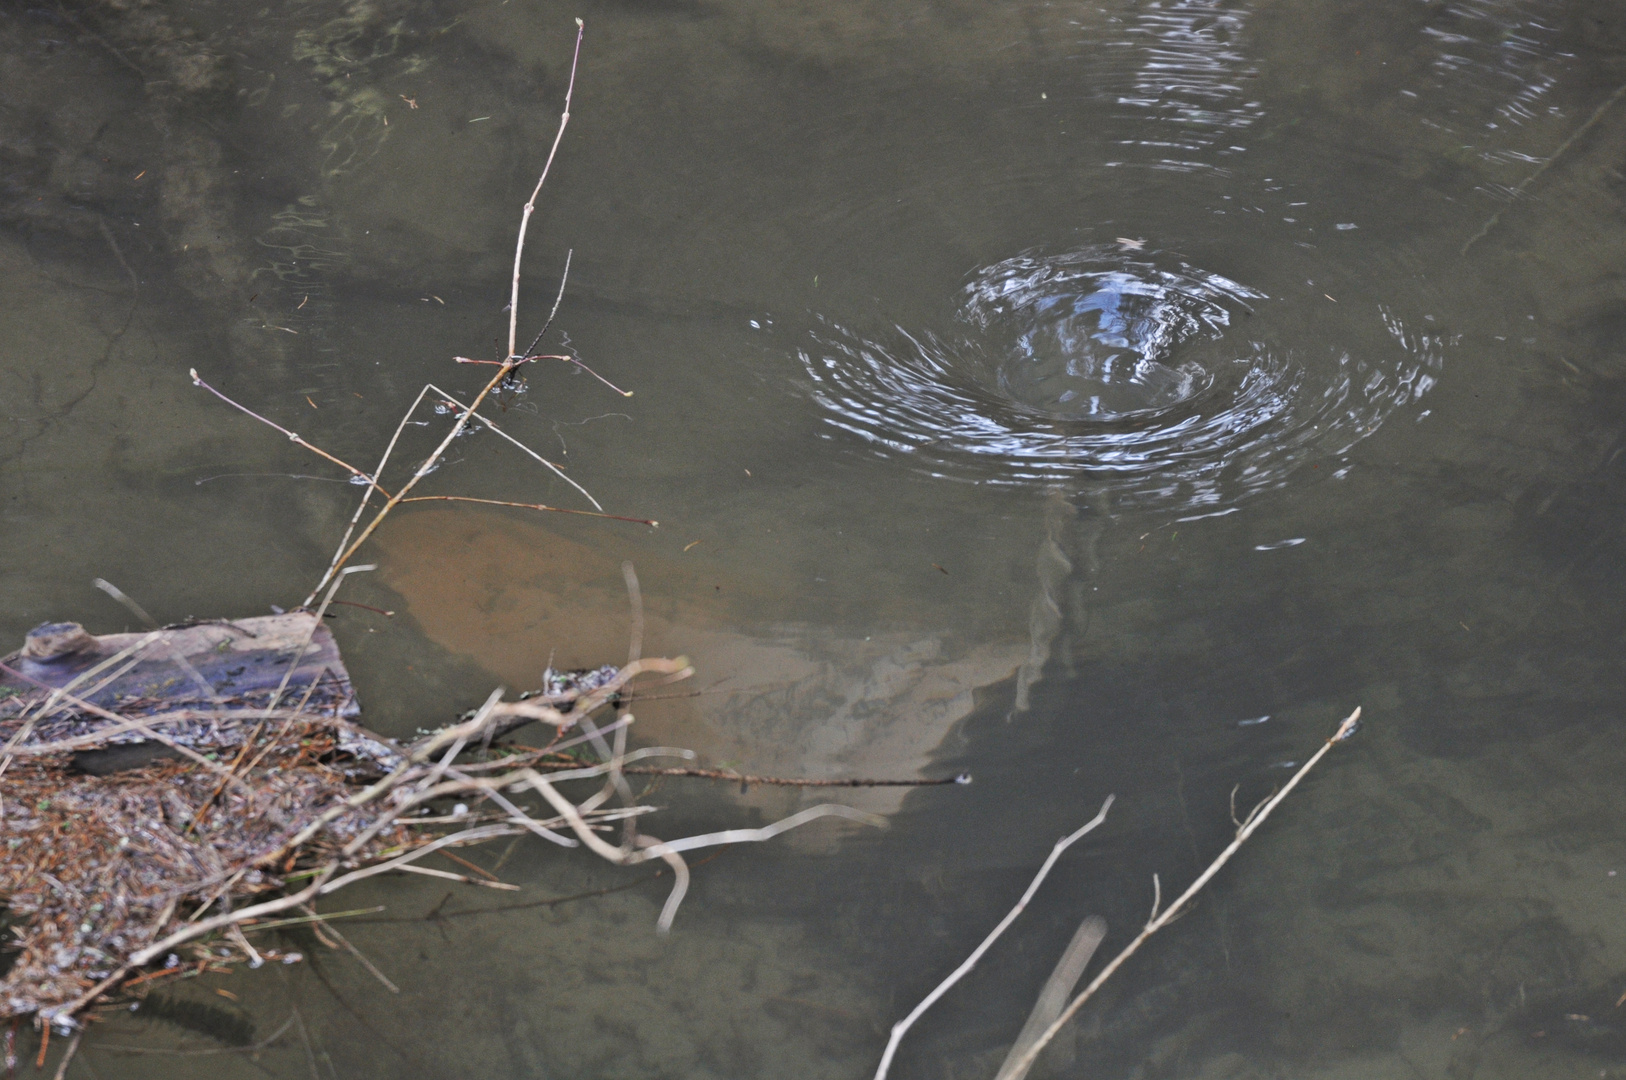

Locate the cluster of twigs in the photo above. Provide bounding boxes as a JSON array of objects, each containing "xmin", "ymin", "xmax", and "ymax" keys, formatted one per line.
[{"xmin": 0, "ymin": 19, "xmax": 908, "ymax": 1048}]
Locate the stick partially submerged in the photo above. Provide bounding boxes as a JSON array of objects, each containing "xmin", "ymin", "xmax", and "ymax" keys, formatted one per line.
[{"xmin": 872, "ymin": 795, "xmax": 1115, "ymax": 1080}]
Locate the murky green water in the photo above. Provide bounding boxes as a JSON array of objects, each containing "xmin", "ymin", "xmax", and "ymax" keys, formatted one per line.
[{"xmin": 5, "ymin": 0, "xmax": 1626, "ymax": 1076}]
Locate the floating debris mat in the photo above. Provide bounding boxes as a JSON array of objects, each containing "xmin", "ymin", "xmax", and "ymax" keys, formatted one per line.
[
  {"xmin": 0, "ymin": 733, "xmax": 404, "ymax": 1019},
  {"xmin": 0, "ymin": 615, "xmax": 405, "ymax": 1020}
]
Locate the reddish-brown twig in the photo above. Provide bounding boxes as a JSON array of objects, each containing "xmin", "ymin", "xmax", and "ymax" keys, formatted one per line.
[
  {"xmin": 398, "ymin": 495, "xmax": 656, "ymax": 527},
  {"xmin": 189, "ymin": 370, "xmax": 388, "ymax": 496}
]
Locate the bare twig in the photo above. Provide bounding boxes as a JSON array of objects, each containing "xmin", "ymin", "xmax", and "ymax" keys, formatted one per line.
[
  {"xmin": 305, "ymin": 384, "xmax": 436, "ymax": 606},
  {"xmin": 296, "ymin": 905, "xmax": 399, "ymax": 994},
  {"xmin": 424, "ymin": 382, "xmax": 603, "ymax": 510},
  {"xmin": 189, "ymin": 370, "xmax": 386, "ymax": 494},
  {"xmin": 398, "ymin": 495, "xmax": 653, "ymax": 526},
  {"xmin": 509, "ymin": 21, "xmax": 584, "ymax": 359}
]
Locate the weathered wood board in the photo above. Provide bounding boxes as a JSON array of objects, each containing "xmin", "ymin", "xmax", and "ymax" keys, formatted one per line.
[{"xmin": 0, "ymin": 613, "xmax": 359, "ymax": 752}]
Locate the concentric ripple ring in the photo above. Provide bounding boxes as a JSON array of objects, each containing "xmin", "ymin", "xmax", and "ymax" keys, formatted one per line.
[{"xmin": 797, "ymin": 245, "xmax": 1444, "ymax": 510}]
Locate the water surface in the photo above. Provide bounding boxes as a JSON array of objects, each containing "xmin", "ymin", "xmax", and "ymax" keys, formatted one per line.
[{"xmin": 4, "ymin": 0, "xmax": 1626, "ymax": 1077}]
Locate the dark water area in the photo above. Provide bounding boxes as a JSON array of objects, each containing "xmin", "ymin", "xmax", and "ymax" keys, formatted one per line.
[{"xmin": 5, "ymin": 0, "xmax": 1626, "ymax": 1077}]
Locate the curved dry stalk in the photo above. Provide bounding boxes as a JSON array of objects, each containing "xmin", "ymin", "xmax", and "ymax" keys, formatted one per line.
[
  {"xmin": 872, "ymin": 795, "xmax": 1115, "ymax": 1080},
  {"xmin": 523, "ymin": 767, "xmax": 885, "ymax": 929},
  {"xmin": 305, "ymin": 384, "xmax": 435, "ymax": 606},
  {"xmin": 1000, "ymin": 707, "xmax": 1362, "ymax": 1079}
]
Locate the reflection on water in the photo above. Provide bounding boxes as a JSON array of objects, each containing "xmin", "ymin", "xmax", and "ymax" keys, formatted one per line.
[
  {"xmin": 5, "ymin": 0, "xmax": 1626, "ymax": 1077},
  {"xmin": 799, "ymin": 245, "xmax": 1445, "ymax": 510},
  {"xmin": 1108, "ymin": 0, "xmax": 1263, "ymax": 171}
]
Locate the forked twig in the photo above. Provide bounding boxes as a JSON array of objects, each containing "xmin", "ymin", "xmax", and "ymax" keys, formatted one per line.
[
  {"xmin": 424, "ymin": 382, "xmax": 603, "ymax": 509},
  {"xmin": 299, "ymin": 19, "xmax": 594, "ymax": 600}
]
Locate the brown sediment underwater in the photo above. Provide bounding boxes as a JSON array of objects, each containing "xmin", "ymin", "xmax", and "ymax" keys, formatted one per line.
[{"xmin": 371, "ymin": 507, "xmax": 1025, "ymax": 794}]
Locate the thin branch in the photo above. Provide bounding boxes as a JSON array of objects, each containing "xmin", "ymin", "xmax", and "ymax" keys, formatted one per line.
[
  {"xmin": 509, "ymin": 20, "xmax": 583, "ymax": 359},
  {"xmin": 424, "ymin": 383, "xmax": 603, "ymax": 510},
  {"xmin": 993, "ymin": 915, "xmax": 1108, "ymax": 1080},
  {"xmin": 305, "ymin": 384, "xmax": 435, "ymax": 606},
  {"xmin": 189, "ymin": 370, "xmax": 387, "ymax": 495},
  {"xmin": 397, "ymin": 496, "xmax": 654, "ymax": 527},
  {"xmin": 518, "ymin": 248, "xmax": 572, "ymax": 360},
  {"xmin": 1462, "ymin": 82, "xmax": 1626, "ymax": 255}
]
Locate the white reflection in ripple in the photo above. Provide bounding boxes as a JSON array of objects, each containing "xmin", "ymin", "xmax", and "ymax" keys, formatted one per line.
[
  {"xmin": 796, "ymin": 246, "xmax": 1447, "ymax": 510},
  {"xmin": 1109, "ymin": 0, "xmax": 1264, "ymax": 171}
]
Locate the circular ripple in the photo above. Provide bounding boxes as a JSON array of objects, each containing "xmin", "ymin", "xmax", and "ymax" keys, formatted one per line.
[{"xmin": 797, "ymin": 245, "xmax": 1444, "ymax": 510}]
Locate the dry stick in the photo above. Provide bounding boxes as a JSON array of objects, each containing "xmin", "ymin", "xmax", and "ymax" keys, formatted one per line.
[
  {"xmin": 27, "ymin": 652, "xmax": 149, "ymax": 727},
  {"xmin": 49, "ymin": 1027, "xmax": 82, "ymax": 1080},
  {"xmin": 871, "ymin": 795, "xmax": 1115, "ymax": 1080},
  {"xmin": 0, "ymin": 629, "xmax": 162, "ymax": 806},
  {"xmin": 556, "ymin": 764, "xmax": 972, "ymax": 787},
  {"xmin": 91, "ymin": 576, "xmax": 157, "ymax": 628},
  {"xmin": 602, "ymin": 562, "xmax": 642, "ymax": 822},
  {"xmin": 13, "ymin": 630, "xmax": 165, "ymax": 725},
  {"xmin": 63, "ymin": 664, "xmax": 679, "ymax": 1017},
  {"xmin": 193, "ymin": 567, "xmax": 375, "ymax": 830},
  {"xmin": 128, "ymin": 864, "xmax": 341, "ymax": 967},
  {"xmin": 509, "ymin": 20, "xmax": 584, "ymax": 359},
  {"xmin": 524, "ymin": 768, "xmax": 884, "ymax": 929},
  {"xmin": 391, "ymin": 863, "xmax": 520, "ymax": 890},
  {"xmin": 398, "ymin": 495, "xmax": 653, "ymax": 526},
  {"xmin": 262, "ymin": 566, "xmax": 375, "ymax": 722},
  {"xmin": 1001, "ymin": 707, "xmax": 1363, "ymax": 1079},
  {"xmin": 1461, "ymin": 81, "xmax": 1626, "ymax": 255},
  {"xmin": 0, "ymin": 661, "xmax": 253, "ymax": 793},
  {"xmin": 305, "ymin": 384, "xmax": 435, "ymax": 606},
  {"xmin": 517, "ymin": 247, "xmax": 573, "ymax": 360},
  {"xmin": 88, "ymin": 578, "xmax": 227, "ymax": 712},
  {"xmin": 51, "ymin": 867, "xmax": 337, "ymax": 1023},
  {"xmin": 296, "ymin": 904, "xmax": 399, "ymax": 994},
  {"xmin": 188, "ymin": 370, "xmax": 388, "ymax": 495},
  {"xmin": 424, "ymin": 382, "xmax": 603, "ymax": 510},
  {"xmin": 268, "ymin": 658, "xmax": 687, "ymax": 866},
  {"xmin": 455, "ymin": 352, "xmax": 633, "ymax": 398},
  {"xmin": 237, "ymin": 668, "xmax": 328, "ymax": 777},
  {"xmin": 305, "ymin": 274, "xmax": 567, "ymax": 598},
  {"xmin": 4, "ymin": 706, "xmax": 324, "ymax": 757}
]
